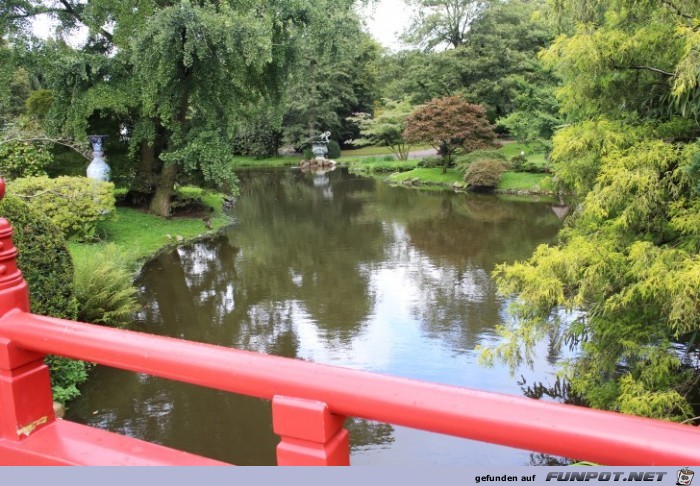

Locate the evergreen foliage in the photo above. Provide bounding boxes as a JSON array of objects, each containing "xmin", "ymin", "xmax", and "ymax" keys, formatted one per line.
[
  {"xmin": 481, "ymin": 0, "xmax": 700, "ymax": 421},
  {"xmin": 327, "ymin": 140, "xmax": 341, "ymax": 159},
  {"xmin": 0, "ymin": 195, "xmax": 87, "ymax": 403},
  {"xmin": 10, "ymin": 176, "xmax": 115, "ymax": 241}
]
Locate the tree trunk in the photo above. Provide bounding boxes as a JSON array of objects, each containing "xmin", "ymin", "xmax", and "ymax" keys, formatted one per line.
[
  {"xmin": 133, "ymin": 140, "xmax": 156, "ymax": 193},
  {"xmin": 149, "ymin": 162, "xmax": 178, "ymax": 217}
]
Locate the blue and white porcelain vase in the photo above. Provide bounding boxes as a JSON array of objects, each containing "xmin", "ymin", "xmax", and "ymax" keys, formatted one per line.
[{"xmin": 86, "ymin": 135, "xmax": 111, "ymax": 182}]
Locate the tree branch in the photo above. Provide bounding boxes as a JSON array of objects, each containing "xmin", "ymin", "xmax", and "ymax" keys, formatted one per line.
[
  {"xmin": 56, "ymin": 0, "xmax": 114, "ymax": 43},
  {"xmin": 612, "ymin": 65, "xmax": 675, "ymax": 77},
  {"xmin": 660, "ymin": 0, "xmax": 694, "ymax": 20},
  {"xmin": 0, "ymin": 137, "xmax": 90, "ymax": 160}
]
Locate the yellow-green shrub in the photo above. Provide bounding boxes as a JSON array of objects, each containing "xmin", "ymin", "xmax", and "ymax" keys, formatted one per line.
[
  {"xmin": 10, "ymin": 176, "xmax": 115, "ymax": 241},
  {"xmin": 0, "ymin": 141, "xmax": 52, "ymax": 179}
]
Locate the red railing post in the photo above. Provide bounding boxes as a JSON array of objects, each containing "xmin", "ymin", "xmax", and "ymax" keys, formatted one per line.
[
  {"xmin": 0, "ymin": 179, "xmax": 55, "ymax": 441},
  {"xmin": 272, "ymin": 395, "xmax": 350, "ymax": 466}
]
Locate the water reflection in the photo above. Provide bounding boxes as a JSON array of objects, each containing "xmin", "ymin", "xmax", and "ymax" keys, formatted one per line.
[{"xmin": 68, "ymin": 168, "xmax": 565, "ymax": 465}]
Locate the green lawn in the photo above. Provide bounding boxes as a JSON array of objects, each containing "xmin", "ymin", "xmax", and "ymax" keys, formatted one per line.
[
  {"xmin": 388, "ymin": 167, "xmax": 463, "ymax": 185},
  {"xmin": 341, "ymin": 144, "xmax": 431, "ymax": 157},
  {"xmin": 69, "ymin": 188, "xmax": 231, "ymax": 273},
  {"xmin": 388, "ymin": 167, "xmax": 554, "ymax": 193},
  {"xmin": 230, "ymin": 156, "xmax": 301, "ymax": 168},
  {"xmin": 345, "ymin": 156, "xmax": 417, "ymax": 174},
  {"xmin": 498, "ymin": 172, "xmax": 555, "ymax": 192}
]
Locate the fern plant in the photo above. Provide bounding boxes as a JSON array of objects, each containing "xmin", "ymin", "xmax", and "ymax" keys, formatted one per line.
[{"xmin": 74, "ymin": 244, "xmax": 140, "ymax": 328}]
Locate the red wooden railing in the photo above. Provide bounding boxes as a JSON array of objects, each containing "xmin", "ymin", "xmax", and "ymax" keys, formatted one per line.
[{"xmin": 0, "ymin": 179, "xmax": 699, "ymax": 466}]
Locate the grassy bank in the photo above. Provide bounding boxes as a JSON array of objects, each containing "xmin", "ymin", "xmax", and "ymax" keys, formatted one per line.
[
  {"xmin": 370, "ymin": 142, "xmax": 555, "ymax": 194},
  {"xmin": 387, "ymin": 168, "xmax": 555, "ymax": 194},
  {"xmin": 231, "ymin": 156, "xmax": 301, "ymax": 168},
  {"xmin": 341, "ymin": 144, "xmax": 431, "ymax": 157},
  {"xmin": 346, "ymin": 156, "xmax": 417, "ymax": 174},
  {"xmin": 69, "ymin": 187, "xmax": 232, "ymax": 273}
]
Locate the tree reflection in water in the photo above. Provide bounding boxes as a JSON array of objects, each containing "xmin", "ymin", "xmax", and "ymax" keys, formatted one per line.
[{"xmin": 68, "ymin": 168, "xmax": 566, "ymax": 465}]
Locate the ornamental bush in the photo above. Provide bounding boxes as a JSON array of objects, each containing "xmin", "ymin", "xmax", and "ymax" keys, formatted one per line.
[
  {"xmin": 0, "ymin": 141, "xmax": 52, "ymax": 179},
  {"xmin": 10, "ymin": 176, "xmax": 115, "ymax": 241},
  {"xmin": 0, "ymin": 195, "xmax": 77, "ymax": 319},
  {"xmin": 327, "ymin": 140, "xmax": 341, "ymax": 159},
  {"xmin": 0, "ymin": 195, "xmax": 87, "ymax": 403},
  {"xmin": 464, "ymin": 159, "xmax": 506, "ymax": 189},
  {"xmin": 457, "ymin": 149, "xmax": 509, "ymax": 172}
]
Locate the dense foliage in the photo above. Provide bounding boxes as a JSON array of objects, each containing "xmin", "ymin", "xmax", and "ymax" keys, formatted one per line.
[
  {"xmin": 10, "ymin": 176, "xmax": 114, "ymax": 241},
  {"xmin": 403, "ymin": 95, "xmax": 497, "ymax": 171},
  {"xmin": 281, "ymin": 5, "xmax": 380, "ymax": 149},
  {"xmin": 0, "ymin": 195, "xmax": 77, "ymax": 318},
  {"xmin": 74, "ymin": 244, "xmax": 139, "ymax": 328},
  {"xmin": 347, "ymin": 98, "xmax": 414, "ymax": 160},
  {"xmin": 0, "ymin": 0, "xmax": 378, "ymax": 216},
  {"xmin": 0, "ymin": 140, "xmax": 52, "ymax": 178},
  {"xmin": 463, "ymin": 158, "xmax": 506, "ymax": 189},
  {"xmin": 481, "ymin": 0, "xmax": 700, "ymax": 421},
  {"xmin": 0, "ymin": 195, "xmax": 87, "ymax": 403}
]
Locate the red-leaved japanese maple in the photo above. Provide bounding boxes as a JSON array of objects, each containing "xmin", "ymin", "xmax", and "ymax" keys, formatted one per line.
[{"xmin": 403, "ymin": 96, "xmax": 498, "ymax": 172}]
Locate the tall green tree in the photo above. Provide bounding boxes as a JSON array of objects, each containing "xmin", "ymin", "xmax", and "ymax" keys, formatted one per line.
[
  {"xmin": 381, "ymin": 0, "xmax": 556, "ymax": 123},
  {"xmin": 481, "ymin": 0, "xmax": 700, "ymax": 421},
  {"xmin": 401, "ymin": 0, "xmax": 492, "ymax": 50},
  {"xmin": 282, "ymin": 5, "xmax": 380, "ymax": 149},
  {"xmin": 1, "ymin": 0, "xmax": 320, "ymax": 216}
]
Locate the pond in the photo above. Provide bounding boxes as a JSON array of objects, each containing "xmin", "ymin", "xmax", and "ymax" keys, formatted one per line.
[{"xmin": 67, "ymin": 167, "xmax": 567, "ymax": 465}]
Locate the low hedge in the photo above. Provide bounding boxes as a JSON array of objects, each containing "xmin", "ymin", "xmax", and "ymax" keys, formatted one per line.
[{"xmin": 0, "ymin": 195, "xmax": 87, "ymax": 403}]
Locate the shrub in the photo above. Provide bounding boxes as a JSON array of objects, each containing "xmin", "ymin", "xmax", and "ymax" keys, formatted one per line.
[
  {"xmin": 44, "ymin": 356, "xmax": 89, "ymax": 404},
  {"xmin": 10, "ymin": 176, "xmax": 115, "ymax": 241},
  {"xmin": 510, "ymin": 154, "xmax": 528, "ymax": 172},
  {"xmin": 0, "ymin": 196, "xmax": 87, "ymax": 403},
  {"xmin": 74, "ymin": 244, "xmax": 139, "ymax": 328},
  {"xmin": 0, "ymin": 141, "xmax": 52, "ymax": 179},
  {"xmin": 457, "ymin": 150, "xmax": 509, "ymax": 173},
  {"xmin": 232, "ymin": 124, "xmax": 282, "ymax": 159},
  {"xmin": 521, "ymin": 161, "xmax": 551, "ymax": 173},
  {"xmin": 0, "ymin": 196, "xmax": 77, "ymax": 318},
  {"xmin": 327, "ymin": 140, "xmax": 341, "ymax": 159},
  {"xmin": 417, "ymin": 156, "xmax": 443, "ymax": 168},
  {"xmin": 231, "ymin": 109, "xmax": 283, "ymax": 158},
  {"xmin": 464, "ymin": 159, "xmax": 507, "ymax": 189},
  {"xmin": 303, "ymin": 147, "xmax": 313, "ymax": 159}
]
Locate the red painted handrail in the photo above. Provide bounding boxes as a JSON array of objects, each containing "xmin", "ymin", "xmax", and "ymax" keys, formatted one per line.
[
  {"xmin": 1, "ymin": 310, "xmax": 699, "ymax": 465},
  {"xmin": 0, "ymin": 179, "xmax": 698, "ymax": 466}
]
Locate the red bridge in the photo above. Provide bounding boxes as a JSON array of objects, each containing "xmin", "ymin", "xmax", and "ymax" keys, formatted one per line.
[{"xmin": 0, "ymin": 180, "xmax": 698, "ymax": 466}]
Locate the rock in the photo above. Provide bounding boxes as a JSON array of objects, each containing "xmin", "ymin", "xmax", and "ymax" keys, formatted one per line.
[{"xmin": 53, "ymin": 401, "xmax": 65, "ymax": 419}]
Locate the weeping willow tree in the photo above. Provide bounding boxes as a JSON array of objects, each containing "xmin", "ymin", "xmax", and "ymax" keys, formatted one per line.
[{"xmin": 480, "ymin": 0, "xmax": 700, "ymax": 421}]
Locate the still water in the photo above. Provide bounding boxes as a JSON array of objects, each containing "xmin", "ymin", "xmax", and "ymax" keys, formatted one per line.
[{"xmin": 67, "ymin": 168, "xmax": 566, "ymax": 465}]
